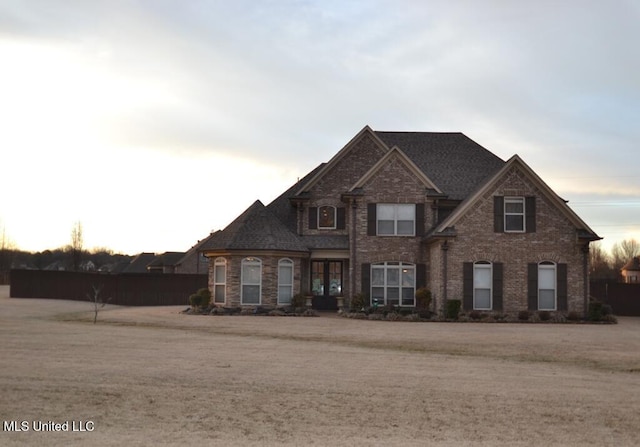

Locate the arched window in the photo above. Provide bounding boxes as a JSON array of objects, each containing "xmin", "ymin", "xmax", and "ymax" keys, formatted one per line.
[
  {"xmin": 278, "ymin": 259, "xmax": 294, "ymax": 305},
  {"xmin": 213, "ymin": 257, "xmax": 226, "ymax": 304},
  {"xmin": 241, "ymin": 257, "xmax": 262, "ymax": 305},
  {"xmin": 473, "ymin": 261, "xmax": 492, "ymax": 310},
  {"xmin": 318, "ymin": 206, "xmax": 336, "ymax": 229},
  {"xmin": 371, "ymin": 262, "xmax": 415, "ymax": 307},
  {"xmin": 538, "ymin": 261, "xmax": 556, "ymax": 310}
]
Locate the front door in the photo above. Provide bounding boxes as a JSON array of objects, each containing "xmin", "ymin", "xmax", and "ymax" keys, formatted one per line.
[{"xmin": 311, "ymin": 260, "xmax": 342, "ymax": 310}]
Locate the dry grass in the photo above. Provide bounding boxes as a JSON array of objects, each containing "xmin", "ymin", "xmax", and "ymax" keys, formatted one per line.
[{"xmin": 1, "ymin": 285, "xmax": 639, "ymax": 446}]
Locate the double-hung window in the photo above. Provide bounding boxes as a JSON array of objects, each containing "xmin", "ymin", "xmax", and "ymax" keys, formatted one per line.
[
  {"xmin": 241, "ymin": 257, "xmax": 262, "ymax": 305},
  {"xmin": 377, "ymin": 204, "xmax": 415, "ymax": 236},
  {"xmin": 538, "ymin": 261, "xmax": 556, "ymax": 310},
  {"xmin": 278, "ymin": 259, "xmax": 294, "ymax": 305},
  {"xmin": 504, "ymin": 197, "xmax": 525, "ymax": 232},
  {"xmin": 213, "ymin": 257, "xmax": 226, "ymax": 304},
  {"xmin": 473, "ymin": 261, "xmax": 492, "ymax": 310}
]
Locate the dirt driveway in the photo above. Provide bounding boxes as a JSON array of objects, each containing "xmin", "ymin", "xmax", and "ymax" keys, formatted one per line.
[{"xmin": 1, "ymin": 285, "xmax": 639, "ymax": 446}]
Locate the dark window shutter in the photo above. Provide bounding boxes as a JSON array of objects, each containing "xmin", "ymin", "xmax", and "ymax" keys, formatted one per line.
[
  {"xmin": 336, "ymin": 207, "xmax": 346, "ymax": 230},
  {"xmin": 494, "ymin": 196, "xmax": 504, "ymax": 232},
  {"xmin": 308, "ymin": 207, "xmax": 318, "ymax": 230},
  {"xmin": 526, "ymin": 197, "xmax": 536, "ymax": 233},
  {"xmin": 416, "ymin": 263, "xmax": 427, "ymax": 289},
  {"xmin": 361, "ymin": 263, "xmax": 371, "ymax": 297},
  {"xmin": 557, "ymin": 263, "xmax": 568, "ymax": 311},
  {"xmin": 493, "ymin": 262, "xmax": 503, "ymax": 311},
  {"xmin": 367, "ymin": 203, "xmax": 377, "ymax": 236},
  {"xmin": 463, "ymin": 262, "xmax": 473, "ymax": 310},
  {"xmin": 415, "ymin": 203, "xmax": 425, "ymax": 237},
  {"xmin": 528, "ymin": 263, "xmax": 538, "ymax": 310}
]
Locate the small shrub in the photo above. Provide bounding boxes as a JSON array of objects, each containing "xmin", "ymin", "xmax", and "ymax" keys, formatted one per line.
[
  {"xmin": 602, "ymin": 314, "xmax": 618, "ymax": 324},
  {"xmin": 404, "ymin": 313, "xmax": 420, "ymax": 322},
  {"xmin": 368, "ymin": 313, "xmax": 385, "ymax": 321},
  {"xmin": 445, "ymin": 300, "xmax": 461, "ymax": 320},
  {"xmin": 588, "ymin": 300, "xmax": 604, "ymax": 321},
  {"xmin": 566, "ymin": 311, "xmax": 581, "ymax": 321},
  {"xmin": 196, "ymin": 288, "xmax": 211, "ymax": 308},
  {"xmin": 518, "ymin": 310, "xmax": 531, "ymax": 321},
  {"xmin": 290, "ymin": 294, "xmax": 306, "ymax": 308},
  {"xmin": 189, "ymin": 293, "xmax": 202, "ymax": 308},
  {"xmin": 469, "ymin": 310, "xmax": 483, "ymax": 321},
  {"xmin": 386, "ymin": 312, "xmax": 402, "ymax": 321},
  {"xmin": 415, "ymin": 287, "xmax": 432, "ymax": 309},
  {"xmin": 350, "ymin": 293, "xmax": 366, "ymax": 311},
  {"xmin": 538, "ymin": 311, "xmax": 551, "ymax": 322},
  {"xmin": 302, "ymin": 309, "xmax": 319, "ymax": 317}
]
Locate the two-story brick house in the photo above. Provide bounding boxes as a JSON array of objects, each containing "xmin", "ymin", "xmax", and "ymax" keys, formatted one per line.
[{"xmin": 201, "ymin": 126, "xmax": 600, "ymax": 316}]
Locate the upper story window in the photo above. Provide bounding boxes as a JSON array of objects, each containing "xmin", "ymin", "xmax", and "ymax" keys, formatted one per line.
[
  {"xmin": 494, "ymin": 196, "xmax": 536, "ymax": 233},
  {"xmin": 318, "ymin": 206, "xmax": 336, "ymax": 229},
  {"xmin": 377, "ymin": 204, "xmax": 415, "ymax": 236},
  {"xmin": 504, "ymin": 197, "xmax": 525, "ymax": 232}
]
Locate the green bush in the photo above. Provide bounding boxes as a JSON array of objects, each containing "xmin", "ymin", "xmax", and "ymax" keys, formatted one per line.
[
  {"xmin": 197, "ymin": 288, "xmax": 211, "ymax": 308},
  {"xmin": 588, "ymin": 300, "xmax": 604, "ymax": 321},
  {"xmin": 189, "ymin": 293, "xmax": 202, "ymax": 308},
  {"xmin": 538, "ymin": 311, "xmax": 551, "ymax": 321},
  {"xmin": 518, "ymin": 310, "xmax": 531, "ymax": 321},
  {"xmin": 445, "ymin": 300, "xmax": 461, "ymax": 320},
  {"xmin": 290, "ymin": 294, "xmax": 306, "ymax": 308},
  {"xmin": 350, "ymin": 293, "xmax": 366, "ymax": 311}
]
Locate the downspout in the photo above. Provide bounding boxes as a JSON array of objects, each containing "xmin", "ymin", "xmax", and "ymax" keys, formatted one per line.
[
  {"xmin": 441, "ymin": 240, "xmax": 449, "ymax": 317},
  {"xmin": 349, "ymin": 198, "xmax": 357, "ymax": 307},
  {"xmin": 582, "ymin": 243, "xmax": 590, "ymax": 319}
]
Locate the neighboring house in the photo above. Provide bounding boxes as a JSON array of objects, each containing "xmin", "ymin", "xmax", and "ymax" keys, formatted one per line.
[
  {"xmin": 122, "ymin": 253, "xmax": 157, "ymax": 273},
  {"xmin": 147, "ymin": 252, "xmax": 186, "ymax": 274},
  {"xmin": 200, "ymin": 126, "xmax": 600, "ymax": 315},
  {"xmin": 174, "ymin": 233, "xmax": 216, "ymax": 274},
  {"xmin": 621, "ymin": 257, "xmax": 640, "ymax": 283}
]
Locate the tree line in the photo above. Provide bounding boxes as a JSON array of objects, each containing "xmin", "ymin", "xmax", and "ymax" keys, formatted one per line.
[{"xmin": 590, "ymin": 239, "xmax": 640, "ymax": 280}]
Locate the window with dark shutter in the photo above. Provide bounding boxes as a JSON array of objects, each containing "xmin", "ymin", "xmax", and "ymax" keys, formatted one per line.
[
  {"xmin": 525, "ymin": 197, "xmax": 536, "ymax": 233},
  {"xmin": 308, "ymin": 207, "xmax": 318, "ymax": 230},
  {"xmin": 494, "ymin": 196, "xmax": 504, "ymax": 232},
  {"xmin": 361, "ymin": 263, "xmax": 371, "ymax": 297},
  {"xmin": 493, "ymin": 262, "xmax": 503, "ymax": 311},
  {"xmin": 557, "ymin": 263, "xmax": 568, "ymax": 311},
  {"xmin": 336, "ymin": 207, "xmax": 346, "ymax": 230},
  {"xmin": 463, "ymin": 262, "xmax": 473, "ymax": 310},
  {"xmin": 527, "ymin": 263, "xmax": 538, "ymax": 310},
  {"xmin": 367, "ymin": 204, "xmax": 377, "ymax": 236},
  {"xmin": 416, "ymin": 203, "xmax": 425, "ymax": 237}
]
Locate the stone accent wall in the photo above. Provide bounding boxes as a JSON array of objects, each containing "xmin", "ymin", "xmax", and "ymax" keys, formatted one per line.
[
  {"xmin": 208, "ymin": 254, "xmax": 303, "ymax": 308},
  {"xmin": 430, "ymin": 165, "xmax": 589, "ymax": 315}
]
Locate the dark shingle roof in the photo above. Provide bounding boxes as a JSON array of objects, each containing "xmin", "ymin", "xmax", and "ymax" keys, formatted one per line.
[
  {"xmin": 374, "ymin": 131, "xmax": 505, "ymax": 200},
  {"xmin": 123, "ymin": 252, "xmax": 157, "ymax": 273},
  {"xmin": 301, "ymin": 235, "xmax": 349, "ymax": 250},
  {"xmin": 622, "ymin": 257, "xmax": 640, "ymax": 272},
  {"xmin": 200, "ymin": 200, "xmax": 308, "ymax": 252},
  {"xmin": 148, "ymin": 252, "xmax": 186, "ymax": 268}
]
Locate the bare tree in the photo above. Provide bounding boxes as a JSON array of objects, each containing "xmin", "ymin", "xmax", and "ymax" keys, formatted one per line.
[
  {"xmin": 589, "ymin": 241, "xmax": 614, "ymax": 280},
  {"xmin": 87, "ymin": 284, "xmax": 111, "ymax": 324},
  {"xmin": 70, "ymin": 221, "xmax": 84, "ymax": 271},
  {"xmin": 611, "ymin": 239, "xmax": 640, "ymax": 273}
]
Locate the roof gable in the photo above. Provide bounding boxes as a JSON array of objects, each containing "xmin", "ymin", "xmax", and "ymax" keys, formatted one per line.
[
  {"xmin": 375, "ymin": 131, "xmax": 505, "ymax": 200},
  {"xmin": 201, "ymin": 200, "xmax": 308, "ymax": 252},
  {"xmin": 432, "ymin": 155, "xmax": 600, "ymax": 239},
  {"xmin": 294, "ymin": 125, "xmax": 389, "ymax": 195},
  {"xmin": 349, "ymin": 146, "xmax": 442, "ymax": 193}
]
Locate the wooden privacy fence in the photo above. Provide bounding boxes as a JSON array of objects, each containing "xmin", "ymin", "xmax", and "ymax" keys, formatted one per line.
[
  {"xmin": 590, "ymin": 280, "xmax": 640, "ymax": 316},
  {"xmin": 10, "ymin": 269, "xmax": 208, "ymax": 306}
]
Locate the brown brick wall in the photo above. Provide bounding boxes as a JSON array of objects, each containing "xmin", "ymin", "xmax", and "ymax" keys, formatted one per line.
[{"xmin": 430, "ymin": 165, "xmax": 589, "ymax": 315}]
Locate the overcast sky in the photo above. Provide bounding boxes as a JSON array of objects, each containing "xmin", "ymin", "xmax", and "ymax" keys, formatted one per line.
[{"xmin": 1, "ymin": 0, "xmax": 639, "ymax": 255}]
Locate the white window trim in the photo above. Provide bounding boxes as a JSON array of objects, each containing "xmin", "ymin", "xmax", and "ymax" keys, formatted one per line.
[
  {"xmin": 370, "ymin": 262, "xmax": 416, "ymax": 307},
  {"xmin": 504, "ymin": 197, "xmax": 525, "ymax": 233},
  {"xmin": 318, "ymin": 206, "xmax": 337, "ymax": 230},
  {"xmin": 277, "ymin": 258, "xmax": 294, "ymax": 305},
  {"xmin": 213, "ymin": 257, "xmax": 226, "ymax": 304},
  {"xmin": 377, "ymin": 204, "xmax": 416, "ymax": 236},
  {"xmin": 241, "ymin": 257, "xmax": 262, "ymax": 305},
  {"xmin": 473, "ymin": 261, "xmax": 492, "ymax": 310},
  {"xmin": 538, "ymin": 261, "xmax": 557, "ymax": 311}
]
